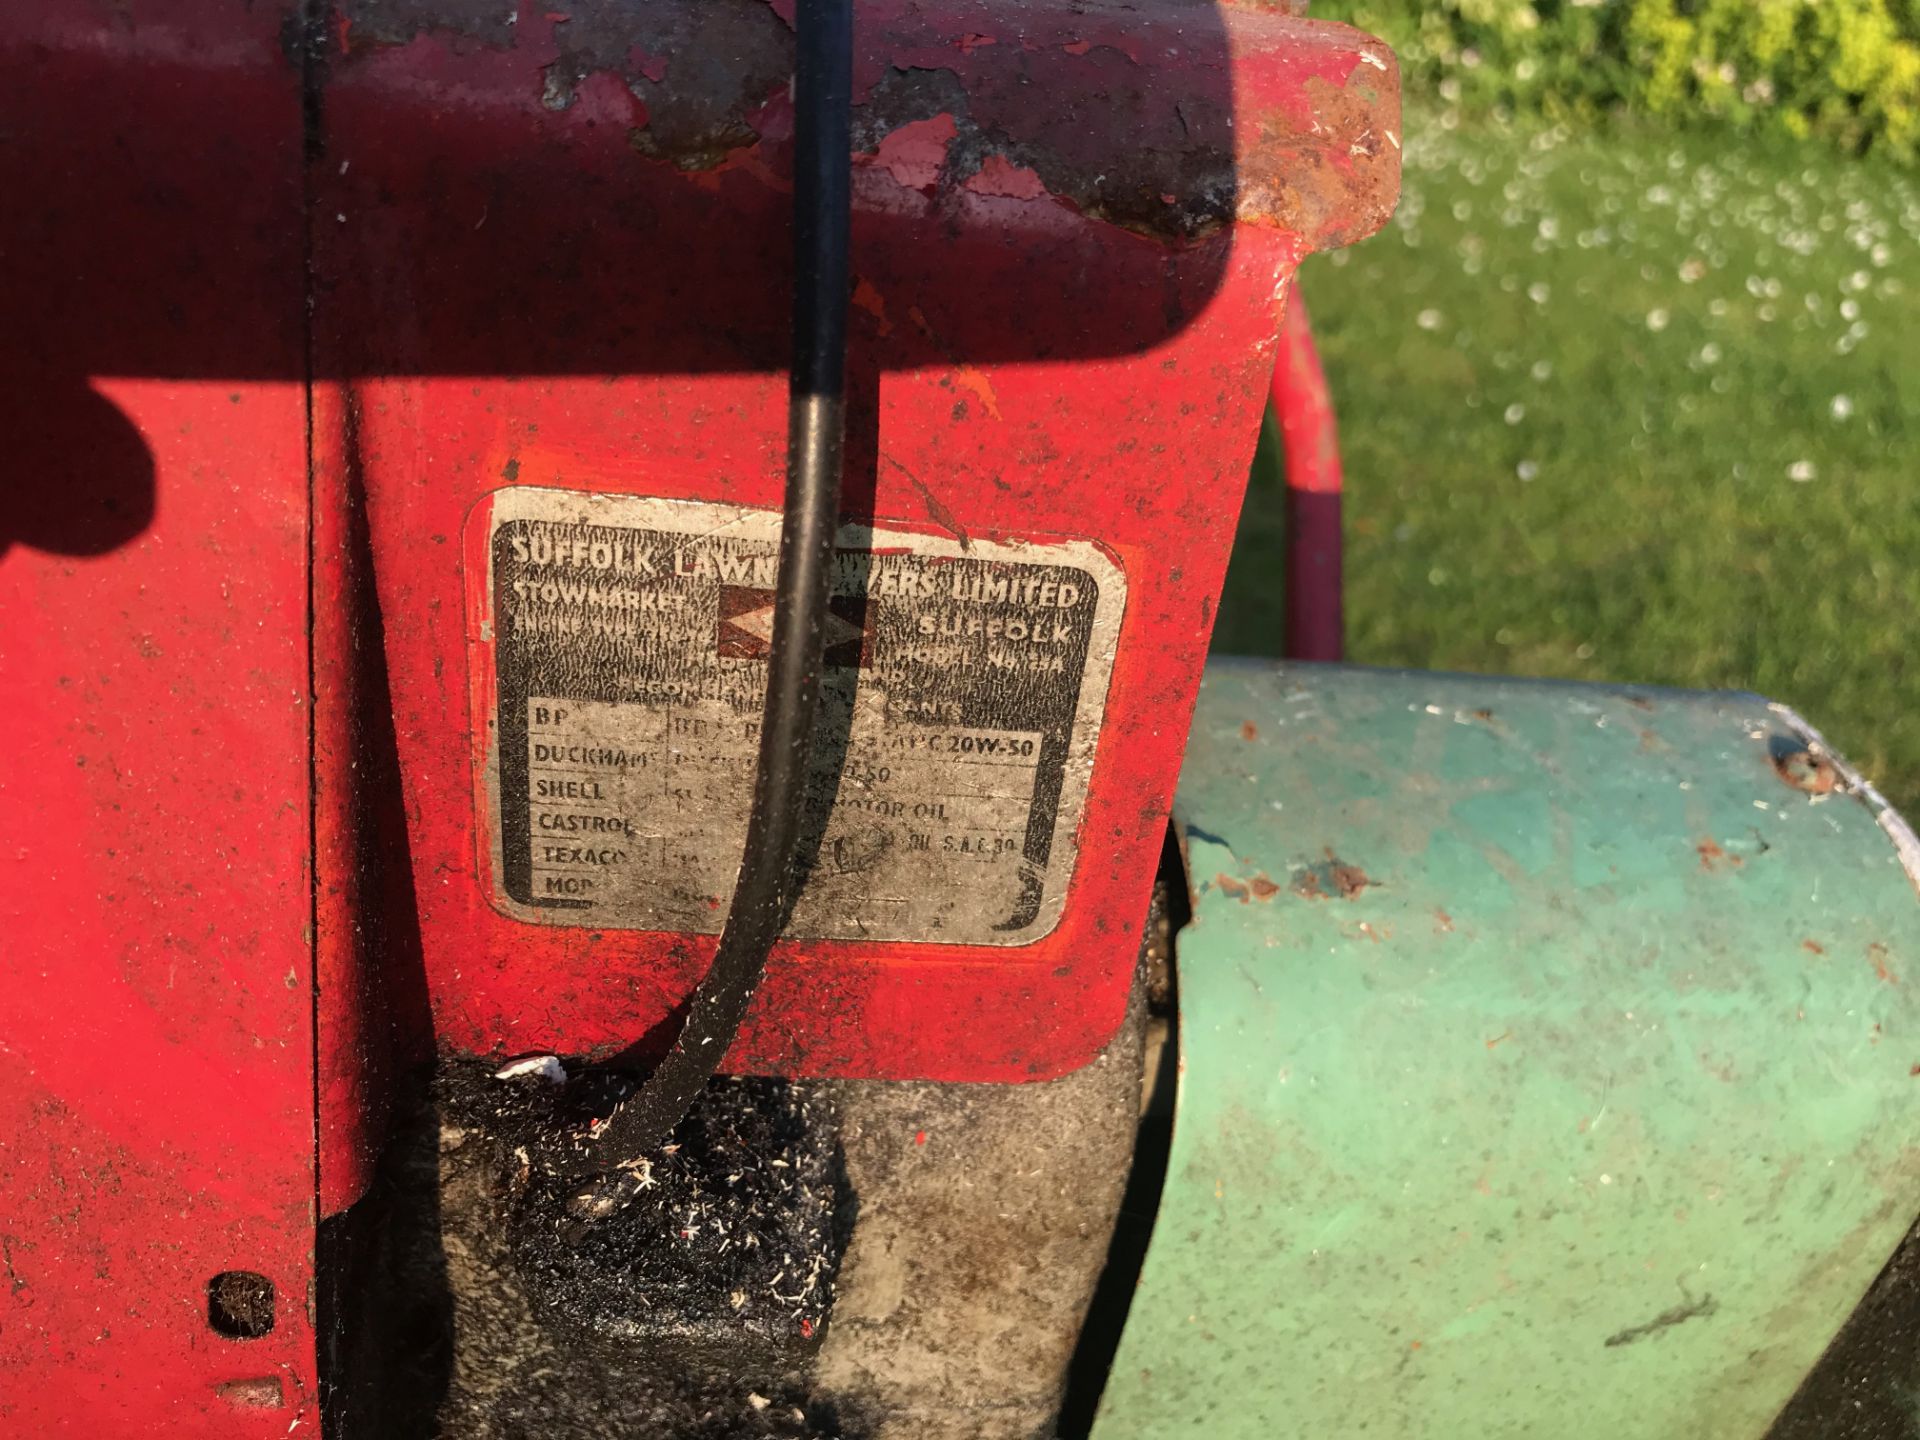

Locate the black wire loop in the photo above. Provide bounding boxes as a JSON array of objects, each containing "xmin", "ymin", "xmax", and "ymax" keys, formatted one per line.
[{"xmin": 548, "ymin": 0, "xmax": 854, "ymax": 1209}]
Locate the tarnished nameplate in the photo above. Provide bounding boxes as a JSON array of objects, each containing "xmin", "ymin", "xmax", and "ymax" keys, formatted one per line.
[{"xmin": 473, "ymin": 488, "xmax": 1123, "ymax": 945}]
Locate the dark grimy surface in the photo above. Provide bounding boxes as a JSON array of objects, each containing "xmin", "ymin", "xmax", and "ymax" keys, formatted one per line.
[{"xmin": 319, "ymin": 977, "xmax": 1145, "ymax": 1438}]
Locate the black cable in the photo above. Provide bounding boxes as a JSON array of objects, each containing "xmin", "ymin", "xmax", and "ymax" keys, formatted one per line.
[{"xmin": 550, "ymin": 0, "xmax": 854, "ymax": 1219}]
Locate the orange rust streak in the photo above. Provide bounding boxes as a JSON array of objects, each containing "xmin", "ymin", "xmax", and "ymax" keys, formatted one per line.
[
  {"xmin": 1871, "ymin": 943, "xmax": 1899, "ymax": 985},
  {"xmin": 851, "ymin": 277, "xmax": 893, "ymax": 337},
  {"xmin": 1696, "ymin": 838, "xmax": 1742, "ymax": 872},
  {"xmin": 954, "ymin": 366, "xmax": 1002, "ymax": 420}
]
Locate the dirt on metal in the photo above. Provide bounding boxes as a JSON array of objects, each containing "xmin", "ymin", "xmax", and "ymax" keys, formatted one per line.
[
  {"xmin": 447, "ymin": 1064, "xmax": 844, "ymax": 1373},
  {"xmin": 322, "ymin": 1062, "xmax": 863, "ymax": 1439}
]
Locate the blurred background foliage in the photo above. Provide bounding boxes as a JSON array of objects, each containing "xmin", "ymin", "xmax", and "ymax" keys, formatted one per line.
[
  {"xmin": 1214, "ymin": 11, "xmax": 1920, "ymax": 809},
  {"xmin": 1311, "ymin": 0, "xmax": 1920, "ymax": 156}
]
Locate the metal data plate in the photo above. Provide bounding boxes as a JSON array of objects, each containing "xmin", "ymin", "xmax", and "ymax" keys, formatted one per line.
[
  {"xmin": 304, "ymin": 0, "xmax": 1400, "ymax": 1087},
  {"xmin": 1097, "ymin": 661, "xmax": 1920, "ymax": 1440},
  {"xmin": 475, "ymin": 489, "xmax": 1123, "ymax": 945}
]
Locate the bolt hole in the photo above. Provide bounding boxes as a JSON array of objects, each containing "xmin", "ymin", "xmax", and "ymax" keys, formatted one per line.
[{"xmin": 207, "ymin": 1271, "xmax": 275, "ymax": 1340}]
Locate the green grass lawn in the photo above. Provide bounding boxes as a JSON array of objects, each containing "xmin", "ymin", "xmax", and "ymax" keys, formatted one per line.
[{"xmin": 1215, "ymin": 111, "xmax": 1920, "ymax": 812}]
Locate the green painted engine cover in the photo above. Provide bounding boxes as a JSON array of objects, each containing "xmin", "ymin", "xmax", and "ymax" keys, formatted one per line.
[{"xmin": 1095, "ymin": 662, "xmax": 1920, "ymax": 1440}]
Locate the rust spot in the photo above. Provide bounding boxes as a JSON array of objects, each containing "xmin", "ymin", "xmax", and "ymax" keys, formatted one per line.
[
  {"xmin": 1238, "ymin": 55, "xmax": 1401, "ymax": 249},
  {"xmin": 952, "ymin": 365, "xmax": 1002, "ymax": 420},
  {"xmin": 1803, "ymin": 939, "xmax": 1826, "ymax": 956},
  {"xmin": 1292, "ymin": 850, "xmax": 1375, "ymax": 901},
  {"xmin": 1772, "ymin": 747, "xmax": 1840, "ymax": 796},
  {"xmin": 1330, "ymin": 856, "xmax": 1372, "ymax": 899},
  {"xmin": 1909, "ymin": 1064, "xmax": 1919, "ymax": 1077},
  {"xmin": 1696, "ymin": 838, "xmax": 1742, "ymax": 872},
  {"xmin": 1485, "ymin": 1030, "xmax": 1511, "ymax": 1050},
  {"xmin": 1470, "ymin": 708, "xmax": 1495, "ymax": 724},
  {"xmin": 1216, "ymin": 871, "xmax": 1281, "ymax": 904},
  {"xmin": 851, "ymin": 277, "xmax": 894, "ymax": 337},
  {"xmin": 1435, "ymin": 909, "xmax": 1454, "ymax": 933},
  {"xmin": 1239, "ymin": 720, "xmax": 1259, "ymax": 742},
  {"xmin": 1871, "ymin": 943, "xmax": 1899, "ymax": 986},
  {"xmin": 215, "ymin": 1377, "xmax": 285, "ymax": 1408}
]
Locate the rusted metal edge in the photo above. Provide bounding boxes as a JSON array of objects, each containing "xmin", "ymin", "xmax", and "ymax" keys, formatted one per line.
[
  {"xmin": 333, "ymin": 0, "xmax": 1400, "ymax": 250},
  {"xmin": 1770, "ymin": 701, "xmax": 1920, "ymax": 901}
]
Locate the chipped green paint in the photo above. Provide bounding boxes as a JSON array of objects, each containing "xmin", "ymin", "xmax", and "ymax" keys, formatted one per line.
[{"xmin": 1095, "ymin": 661, "xmax": 1920, "ymax": 1440}]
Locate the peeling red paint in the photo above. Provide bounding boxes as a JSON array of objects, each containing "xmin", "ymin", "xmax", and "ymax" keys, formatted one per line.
[
  {"xmin": 628, "ymin": 44, "xmax": 668, "ymax": 83},
  {"xmin": 867, "ymin": 112, "xmax": 957, "ymax": 190},
  {"xmin": 335, "ymin": 0, "xmax": 1397, "ymax": 249},
  {"xmin": 965, "ymin": 153, "xmax": 1047, "ymax": 201}
]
